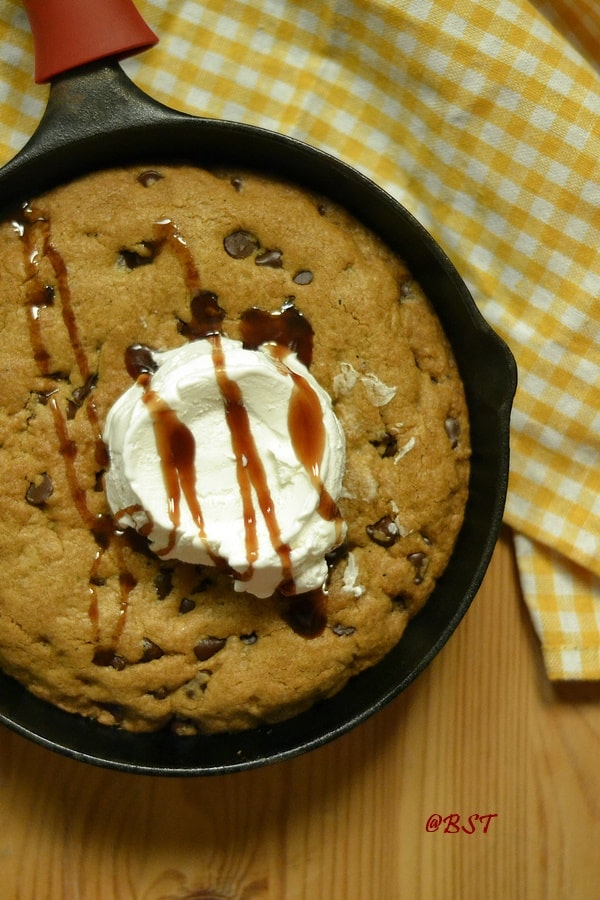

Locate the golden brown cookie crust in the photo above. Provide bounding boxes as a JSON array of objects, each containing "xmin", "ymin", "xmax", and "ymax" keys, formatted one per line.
[{"xmin": 0, "ymin": 165, "xmax": 470, "ymax": 733}]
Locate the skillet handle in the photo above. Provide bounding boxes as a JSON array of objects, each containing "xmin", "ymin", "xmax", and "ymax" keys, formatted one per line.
[{"xmin": 23, "ymin": 0, "xmax": 158, "ymax": 83}]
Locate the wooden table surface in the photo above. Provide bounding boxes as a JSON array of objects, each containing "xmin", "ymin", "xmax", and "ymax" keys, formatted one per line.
[{"xmin": 0, "ymin": 526, "xmax": 598, "ymax": 899}]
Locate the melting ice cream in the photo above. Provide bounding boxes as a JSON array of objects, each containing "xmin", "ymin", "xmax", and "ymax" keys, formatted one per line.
[{"xmin": 103, "ymin": 333, "xmax": 346, "ymax": 598}]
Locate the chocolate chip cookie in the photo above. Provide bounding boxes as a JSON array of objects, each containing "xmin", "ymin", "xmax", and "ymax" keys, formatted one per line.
[{"xmin": 0, "ymin": 165, "xmax": 470, "ymax": 733}]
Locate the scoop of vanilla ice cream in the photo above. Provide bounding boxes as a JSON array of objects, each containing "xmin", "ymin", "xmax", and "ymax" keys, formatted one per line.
[{"xmin": 103, "ymin": 337, "xmax": 346, "ymax": 598}]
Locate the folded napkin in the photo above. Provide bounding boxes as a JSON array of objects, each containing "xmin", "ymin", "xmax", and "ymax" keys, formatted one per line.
[{"xmin": 0, "ymin": 0, "xmax": 598, "ymax": 679}]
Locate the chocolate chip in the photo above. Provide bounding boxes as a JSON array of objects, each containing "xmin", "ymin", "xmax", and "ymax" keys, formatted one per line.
[
  {"xmin": 122, "ymin": 527, "xmax": 154, "ymax": 558},
  {"xmin": 407, "ymin": 551, "xmax": 426, "ymax": 566},
  {"xmin": 140, "ymin": 637, "xmax": 164, "ymax": 662},
  {"xmin": 255, "ymin": 249, "xmax": 283, "ymax": 267},
  {"xmin": 89, "ymin": 575, "xmax": 106, "ymax": 587},
  {"xmin": 408, "ymin": 551, "xmax": 429, "ymax": 584},
  {"xmin": 179, "ymin": 596, "xmax": 196, "ymax": 614},
  {"xmin": 293, "ymin": 269, "xmax": 313, "ymax": 285},
  {"xmin": 325, "ymin": 542, "xmax": 350, "ymax": 565},
  {"xmin": 36, "ymin": 388, "xmax": 58, "ymax": 405},
  {"xmin": 332, "ymin": 623, "xmax": 356, "ymax": 636},
  {"xmin": 92, "ymin": 526, "xmax": 110, "ymax": 550},
  {"xmin": 400, "ymin": 278, "xmax": 413, "ymax": 297},
  {"xmin": 184, "ymin": 670, "xmax": 211, "ymax": 698},
  {"xmin": 223, "ymin": 230, "xmax": 259, "ymax": 259},
  {"xmin": 25, "ymin": 472, "xmax": 53, "ymax": 507},
  {"xmin": 194, "ymin": 636, "xmax": 226, "ymax": 661},
  {"xmin": 366, "ymin": 515, "xmax": 400, "ymax": 547},
  {"xmin": 137, "ymin": 170, "xmax": 164, "ymax": 187},
  {"xmin": 67, "ymin": 373, "xmax": 98, "ymax": 419},
  {"xmin": 92, "ymin": 648, "xmax": 126, "ymax": 670},
  {"xmin": 370, "ymin": 433, "xmax": 398, "ymax": 458},
  {"xmin": 240, "ymin": 632, "xmax": 258, "ymax": 644},
  {"xmin": 118, "ymin": 240, "xmax": 159, "ymax": 269},
  {"xmin": 392, "ymin": 593, "xmax": 412, "ymax": 610},
  {"xmin": 29, "ymin": 283, "xmax": 54, "ymax": 308},
  {"xmin": 72, "ymin": 373, "xmax": 98, "ymax": 406},
  {"xmin": 281, "ymin": 591, "xmax": 327, "ymax": 638},
  {"xmin": 230, "ymin": 176, "xmax": 243, "ymax": 192},
  {"xmin": 178, "ymin": 291, "xmax": 225, "ymax": 340},
  {"xmin": 445, "ymin": 416, "xmax": 461, "ymax": 448},
  {"xmin": 153, "ymin": 568, "xmax": 173, "ymax": 599},
  {"xmin": 191, "ymin": 575, "xmax": 212, "ymax": 594},
  {"xmin": 149, "ymin": 686, "xmax": 169, "ymax": 700},
  {"xmin": 125, "ymin": 344, "xmax": 158, "ymax": 379}
]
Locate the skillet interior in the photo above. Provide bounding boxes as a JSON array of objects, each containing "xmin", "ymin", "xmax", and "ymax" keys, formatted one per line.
[{"xmin": 0, "ymin": 62, "xmax": 516, "ymax": 774}]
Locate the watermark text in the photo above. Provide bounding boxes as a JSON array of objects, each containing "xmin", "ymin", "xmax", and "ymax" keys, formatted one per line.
[{"xmin": 425, "ymin": 813, "xmax": 498, "ymax": 834}]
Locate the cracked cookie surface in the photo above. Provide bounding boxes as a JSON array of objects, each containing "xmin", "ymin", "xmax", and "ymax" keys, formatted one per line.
[{"xmin": 0, "ymin": 165, "xmax": 470, "ymax": 733}]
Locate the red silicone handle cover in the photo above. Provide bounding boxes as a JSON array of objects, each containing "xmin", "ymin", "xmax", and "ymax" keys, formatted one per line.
[{"xmin": 23, "ymin": 0, "xmax": 159, "ymax": 83}]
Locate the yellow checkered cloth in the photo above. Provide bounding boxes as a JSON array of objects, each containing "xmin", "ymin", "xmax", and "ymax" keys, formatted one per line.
[{"xmin": 1, "ymin": 0, "xmax": 598, "ymax": 679}]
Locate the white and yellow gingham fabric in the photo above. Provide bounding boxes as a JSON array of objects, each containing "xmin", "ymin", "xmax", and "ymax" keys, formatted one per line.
[{"xmin": 1, "ymin": 0, "xmax": 598, "ymax": 679}]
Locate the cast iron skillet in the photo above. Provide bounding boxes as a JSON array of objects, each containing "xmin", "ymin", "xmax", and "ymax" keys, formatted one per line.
[{"xmin": 0, "ymin": 0, "xmax": 517, "ymax": 775}]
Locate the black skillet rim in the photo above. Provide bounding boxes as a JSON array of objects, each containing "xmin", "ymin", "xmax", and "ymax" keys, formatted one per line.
[{"xmin": 0, "ymin": 65, "xmax": 517, "ymax": 776}]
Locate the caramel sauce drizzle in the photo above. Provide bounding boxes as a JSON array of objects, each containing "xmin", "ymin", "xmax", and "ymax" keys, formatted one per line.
[
  {"xmin": 209, "ymin": 332, "xmax": 293, "ymax": 587},
  {"xmin": 139, "ymin": 376, "xmax": 206, "ymax": 555},
  {"xmin": 264, "ymin": 342, "xmax": 344, "ymax": 546},
  {"xmin": 16, "ymin": 205, "xmax": 136, "ymax": 653}
]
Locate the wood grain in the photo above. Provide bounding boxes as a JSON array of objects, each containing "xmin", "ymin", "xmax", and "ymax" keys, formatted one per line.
[{"xmin": 0, "ymin": 528, "xmax": 598, "ymax": 900}]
